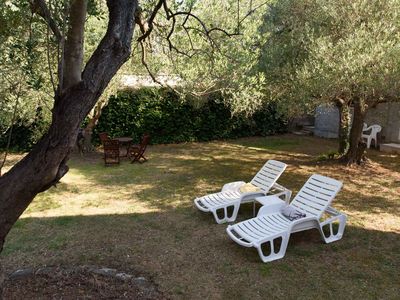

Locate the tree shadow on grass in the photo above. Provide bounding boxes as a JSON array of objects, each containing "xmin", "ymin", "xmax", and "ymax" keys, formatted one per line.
[
  {"xmin": 55, "ymin": 145, "xmax": 299, "ymax": 212},
  {"xmin": 230, "ymin": 134, "xmax": 338, "ymax": 155},
  {"xmin": 368, "ymin": 151, "xmax": 400, "ymax": 174},
  {"xmin": 339, "ymin": 189, "xmax": 399, "ymax": 215},
  {"xmin": 1, "ymin": 211, "xmax": 399, "ymax": 299},
  {"xmin": 49, "ymin": 136, "xmax": 398, "ymax": 215}
]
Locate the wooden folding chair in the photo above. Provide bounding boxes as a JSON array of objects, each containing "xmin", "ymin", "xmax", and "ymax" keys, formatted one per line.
[
  {"xmin": 99, "ymin": 132, "xmax": 110, "ymax": 144},
  {"xmin": 128, "ymin": 134, "xmax": 150, "ymax": 163},
  {"xmin": 103, "ymin": 139, "xmax": 120, "ymax": 166}
]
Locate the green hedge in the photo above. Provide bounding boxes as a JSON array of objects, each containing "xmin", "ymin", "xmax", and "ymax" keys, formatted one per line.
[
  {"xmin": 0, "ymin": 107, "xmax": 49, "ymax": 152},
  {"xmin": 94, "ymin": 88, "xmax": 287, "ymax": 144}
]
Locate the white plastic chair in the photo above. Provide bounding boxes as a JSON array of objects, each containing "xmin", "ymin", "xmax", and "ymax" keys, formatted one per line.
[
  {"xmin": 362, "ymin": 124, "xmax": 382, "ymax": 148},
  {"xmin": 194, "ymin": 160, "xmax": 289, "ymax": 224},
  {"xmin": 226, "ymin": 174, "xmax": 346, "ymax": 262}
]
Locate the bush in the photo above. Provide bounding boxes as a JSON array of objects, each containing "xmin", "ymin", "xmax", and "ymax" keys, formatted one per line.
[
  {"xmin": 0, "ymin": 107, "xmax": 49, "ymax": 152},
  {"xmin": 94, "ymin": 88, "xmax": 287, "ymax": 144}
]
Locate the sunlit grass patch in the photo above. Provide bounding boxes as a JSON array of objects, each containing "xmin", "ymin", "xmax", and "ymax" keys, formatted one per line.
[{"xmin": 26, "ymin": 192, "xmax": 62, "ymax": 212}]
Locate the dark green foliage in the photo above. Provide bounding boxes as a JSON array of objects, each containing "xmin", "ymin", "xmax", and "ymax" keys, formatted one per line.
[
  {"xmin": 94, "ymin": 88, "xmax": 287, "ymax": 144},
  {"xmin": 0, "ymin": 107, "xmax": 49, "ymax": 152}
]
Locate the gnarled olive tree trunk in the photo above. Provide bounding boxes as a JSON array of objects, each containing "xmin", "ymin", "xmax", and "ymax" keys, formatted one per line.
[
  {"xmin": 0, "ymin": 0, "xmax": 138, "ymax": 253},
  {"xmin": 343, "ymin": 97, "xmax": 367, "ymax": 164},
  {"xmin": 335, "ymin": 99, "xmax": 351, "ymax": 155}
]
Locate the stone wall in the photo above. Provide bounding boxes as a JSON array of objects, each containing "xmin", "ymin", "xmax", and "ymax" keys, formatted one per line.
[
  {"xmin": 365, "ymin": 102, "xmax": 400, "ymax": 143},
  {"xmin": 314, "ymin": 102, "xmax": 400, "ymax": 143},
  {"xmin": 314, "ymin": 104, "xmax": 340, "ymax": 138}
]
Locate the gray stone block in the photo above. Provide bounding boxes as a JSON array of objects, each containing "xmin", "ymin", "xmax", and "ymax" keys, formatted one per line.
[
  {"xmin": 314, "ymin": 104, "xmax": 339, "ymax": 138},
  {"xmin": 380, "ymin": 143, "xmax": 400, "ymax": 154}
]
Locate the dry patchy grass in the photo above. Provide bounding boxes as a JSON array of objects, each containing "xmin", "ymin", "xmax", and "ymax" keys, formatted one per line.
[{"xmin": 1, "ymin": 134, "xmax": 399, "ymax": 299}]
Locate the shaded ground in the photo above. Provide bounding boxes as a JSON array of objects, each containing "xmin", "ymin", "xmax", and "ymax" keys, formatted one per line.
[
  {"xmin": 1, "ymin": 134, "xmax": 399, "ymax": 299},
  {"xmin": 3, "ymin": 266, "xmax": 165, "ymax": 299}
]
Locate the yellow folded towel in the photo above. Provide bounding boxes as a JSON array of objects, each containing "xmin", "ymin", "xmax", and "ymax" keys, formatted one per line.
[{"xmin": 239, "ymin": 183, "xmax": 262, "ymax": 193}]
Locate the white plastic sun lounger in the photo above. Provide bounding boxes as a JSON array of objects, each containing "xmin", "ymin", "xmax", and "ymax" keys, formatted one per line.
[
  {"xmin": 226, "ymin": 174, "xmax": 347, "ymax": 262},
  {"xmin": 194, "ymin": 160, "xmax": 288, "ymax": 224}
]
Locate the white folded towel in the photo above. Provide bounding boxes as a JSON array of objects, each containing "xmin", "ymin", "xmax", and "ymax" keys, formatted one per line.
[{"xmin": 281, "ymin": 205, "xmax": 306, "ymax": 221}]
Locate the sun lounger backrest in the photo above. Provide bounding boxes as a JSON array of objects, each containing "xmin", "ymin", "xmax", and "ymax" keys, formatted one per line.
[
  {"xmin": 250, "ymin": 160, "xmax": 287, "ymax": 193},
  {"xmin": 290, "ymin": 174, "xmax": 342, "ymax": 218}
]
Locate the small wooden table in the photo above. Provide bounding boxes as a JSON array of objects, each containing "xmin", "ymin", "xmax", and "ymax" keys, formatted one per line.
[{"xmin": 114, "ymin": 137, "xmax": 133, "ymax": 157}]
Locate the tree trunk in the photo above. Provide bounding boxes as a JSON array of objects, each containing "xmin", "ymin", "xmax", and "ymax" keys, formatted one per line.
[
  {"xmin": 0, "ymin": 0, "xmax": 137, "ymax": 252},
  {"xmin": 343, "ymin": 97, "xmax": 367, "ymax": 164},
  {"xmin": 84, "ymin": 78, "xmax": 118, "ymax": 151},
  {"xmin": 84, "ymin": 101, "xmax": 104, "ymax": 141},
  {"xmin": 0, "ymin": 264, "xmax": 4, "ymax": 298},
  {"xmin": 336, "ymin": 99, "xmax": 351, "ymax": 155},
  {"xmin": 81, "ymin": 104, "xmax": 102, "ymax": 153},
  {"xmin": 63, "ymin": 0, "xmax": 87, "ymax": 89}
]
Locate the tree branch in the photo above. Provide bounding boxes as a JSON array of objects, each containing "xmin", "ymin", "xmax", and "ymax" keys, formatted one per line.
[
  {"xmin": 139, "ymin": 40, "xmax": 163, "ymax": 86},
  {"xmin": 170, "ymin": 11, "xmax": 240, "ymax": 38},
  {"xmin": 29, "ymin": 0, "xmax": 62, "ymax": 42},
  {"xmin": 134, "ymin": 0, "xmax": 270, "ymax": 91},
  {"xmin": 46, "ymin": 21, "xmax": 57, "ymax": 94},
  {"xmin": 62, "ymin": 0, "xmax": 88, "ymax": 90},
  {"xmin": 134, "ymin": 6, "xmax": 148, "ymax": 35},
  {"xmin": 137, "ymin": 0, "xmax": 165, "ymax": 42},
  {"xmin": 82, "ymin": 0, "xmax": 137, "ymax": 95},
  {"xmin": 0, "ymin": 84, "xmax": 22, "ymax": 177},
  {"xmin": 238, "ymin": 1, "xmax": 271, "ymax": 25}
]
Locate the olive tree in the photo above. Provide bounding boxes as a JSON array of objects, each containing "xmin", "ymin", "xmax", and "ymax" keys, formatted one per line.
[
  {"xmin": 0, "ymin": 0, "xmax": 138, "ymax": 257},
  {"xmin": 294, "ymin": 0, "xmax": 400, "ymax": 163},
  {"xmin": 259, "ymin": 0, "xmax": 400, "ymax": 163}
]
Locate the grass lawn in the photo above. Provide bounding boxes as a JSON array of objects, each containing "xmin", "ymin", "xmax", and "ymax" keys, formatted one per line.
[{"xmin": 1, "ymin": 134, "xmax": 399, "ymax": 299}]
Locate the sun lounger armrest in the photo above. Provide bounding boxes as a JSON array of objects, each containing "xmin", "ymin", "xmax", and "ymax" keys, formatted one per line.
[
  {"xmin": 269, "ymin": 183, "xmax": 292, "ymax": 204},
  {"xmin": 320, "ymin": 206, "xmax": 347, "ymax": 227},
  {"xmin": 287, "ymin": 216, "xmax": 320, "ymax": 232},
  {"xmin": 363, "ymin": 125, "xmax": 373, "ymax": 133},
  {"xmin": 221, "ymin": 181, "xmax": 246, "ymax": 192},
  {"xmin": 325, "ymin": 206, "xmax": 345, "ymax": 217},
  {"xmin": 226, "ymin": 225, "xmax": 253, "ymax": 247}
]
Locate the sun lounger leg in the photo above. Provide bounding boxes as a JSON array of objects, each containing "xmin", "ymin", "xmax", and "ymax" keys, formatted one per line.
[
  {"xmin": 211, "ymin": 202, "xmax": 241, "ymax": 224},
  {"xmin": 318, "ymin": 213, "xmax": 347, "ymax": 243},
  {"xmin": 255, "ymin": 232, "xmax": 290, "ymax": 263}
]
